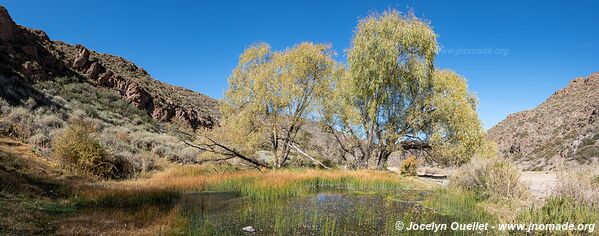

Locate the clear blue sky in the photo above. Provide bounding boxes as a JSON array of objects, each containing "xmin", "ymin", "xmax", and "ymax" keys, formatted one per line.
[{"xmin": 1, "ymin": 0, "xmax": 598, "ymax": 129}]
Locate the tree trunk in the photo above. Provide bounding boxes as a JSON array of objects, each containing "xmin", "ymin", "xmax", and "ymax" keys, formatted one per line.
[
  {"xmin": 279, "ymin": 143, "xmax": 291, "ymax": 168},
  {"xmin": 376, "ymin": 149, "xmax": 391, "ymax": 170}
]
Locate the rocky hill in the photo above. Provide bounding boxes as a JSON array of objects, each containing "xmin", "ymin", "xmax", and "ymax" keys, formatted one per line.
[
  {"xmin": 0, "ymin": 6, "xmax": 218, "ymax": 129},
  {"xmin": 488, "ymin": 72, "xmax": 599, "ymax": 170}
]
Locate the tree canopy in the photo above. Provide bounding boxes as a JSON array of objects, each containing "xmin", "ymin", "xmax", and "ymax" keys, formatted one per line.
[
  {"xmin": 323, "ymin": 10, "xmax": 487, "ymax": 168},
  {"xmin": 193, "ymin": 10, "xmax": 491, "ymax": 169},
  {"xmin": 202, "ymin": 42, "xmax": 339, "ymax": 168}
]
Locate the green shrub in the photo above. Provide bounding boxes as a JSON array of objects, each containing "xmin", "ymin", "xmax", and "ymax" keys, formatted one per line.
[
  {"xmin": 517, "ymin": 196, "xmax": 598, "ymax": 234},
  {"xmin": 450, "ymin": 158, "xmax": 529, "ymax": 201},
  {"xmin": 52, "ymin": 122, "xmax": 114, "ymax": 178}
]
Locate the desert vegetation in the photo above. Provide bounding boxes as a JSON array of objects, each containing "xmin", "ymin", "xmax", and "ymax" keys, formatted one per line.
[
  {"xmin": 0, "ymin": 77, "xmax": 200, "ymax": 180},
  {"xmin": 517, "ymin": 167, "xmax": 599, "ymax": 234},
  {"xmin": 450, "ymin": 157, "xmax": 529, "ymax": 202}
]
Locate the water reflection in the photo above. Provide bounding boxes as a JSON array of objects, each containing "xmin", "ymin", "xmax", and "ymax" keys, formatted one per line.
[{"xmin": 180, "ymin": 190, "xmax": 438, "ymax": 235}]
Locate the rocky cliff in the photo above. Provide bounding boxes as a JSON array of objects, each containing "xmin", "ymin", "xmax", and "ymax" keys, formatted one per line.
[
  {"xmin": 487, "ymin": 72, "xmax": 599, "ymax": 170},
  {"xmin": 0, "ymin": 6, "xmax": 218, "ymax": 129}
]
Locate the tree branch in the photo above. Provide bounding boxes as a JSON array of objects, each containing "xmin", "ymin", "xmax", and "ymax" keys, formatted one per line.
[
  {"xmin": 183, "ymin": 136, "xmax": 269, "ymax": 171},
  {"xmin": 287, "ymin": 143, "xmax": 331, "ymax": 170}
]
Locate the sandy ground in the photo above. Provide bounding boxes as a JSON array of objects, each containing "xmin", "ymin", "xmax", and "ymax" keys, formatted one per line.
[
  {"xmin": 412, "ymin": 169, "xmax": 559, "ymax": 201},
  {"xmin": 519, "ymin": 171, "xmax": 558, "ymax": 200}
]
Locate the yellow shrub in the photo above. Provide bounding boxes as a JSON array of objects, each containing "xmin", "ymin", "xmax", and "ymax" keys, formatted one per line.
[
  {"xmin": 400, "ymin": 155, "xmax": 422, "ymax": 176},
  {"xmin": 52, "ymin": 122, "xmax": 112, "ymax": 178}
]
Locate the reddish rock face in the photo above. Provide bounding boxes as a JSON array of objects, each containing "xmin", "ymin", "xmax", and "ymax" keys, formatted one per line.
[
  {"xmin": 0, "ymin": 7, "xmax": 16, "ymax": 41},
  {"xmin": 86, "ymin": 61, "xmax": 103, "ymax": 80},
  {"xmin": 0, "ymin": 6, "xmax": 219, "ymax": 129},
  {"xmin": 72, "ymin": 47, "xmax": 91, "ymax": 69}
]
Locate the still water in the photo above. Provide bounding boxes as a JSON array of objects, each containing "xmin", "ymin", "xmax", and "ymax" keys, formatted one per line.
[{"xmin": 178, "ymin": 190, "xmax": 452, "ymax": 235}]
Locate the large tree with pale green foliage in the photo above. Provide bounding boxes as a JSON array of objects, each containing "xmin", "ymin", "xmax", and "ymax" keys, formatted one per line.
[
  {"xmin": 322, "ymin": 10, "xmax": 488, "ymax": 169},
  {"xmin": 192, "ymin": 42, "xmax": 340, "ymax": 168}
]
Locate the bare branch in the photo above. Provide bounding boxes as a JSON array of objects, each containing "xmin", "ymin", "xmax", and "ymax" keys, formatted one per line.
[
  {"xmin": 183, "ymin": 136, "xmax": 270, "ymax": 171},
  {"xmin": 287, "ymin": 143, "xmax": 331, "ymax": 170}
]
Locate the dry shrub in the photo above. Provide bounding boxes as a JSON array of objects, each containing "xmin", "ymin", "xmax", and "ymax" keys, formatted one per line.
[
  {"xmin": 27, "ymin": 133, "xmax": 51, "ymax": 148},
  {"xmin": 151, "ymin": 145, "xmax": 169, "ymax": 158},
  {"xmin": 450, "ymin": 158, "xmax": 529, "ymax": 201},
  {"xmin": 0, "ymin": 107, "xmax": 35, "ymax": 138},
  {"xmin": 66, "ymin": 125, "xmax": 159, "ymax": 179},
  {"xmin": 400, "ymin": 155, "xmax": 422, "ymax": 176},
  {"xmin": 129, "ymin": 131, "xmax": 179, "ymax": 151},
  {"xmin": 0, "ymin": 98, "xmax": 10, "ymax": 115},
  {"xmin": 167, "ymin": 147, "xmax": 201, "ymax": 164},
  {"xmin": 555, "ymin": 165, "xmax": 599, "ymax": 205},
  {"xmin": 0, "ymin": 105, "xmax": 66, "ymax": 149}
]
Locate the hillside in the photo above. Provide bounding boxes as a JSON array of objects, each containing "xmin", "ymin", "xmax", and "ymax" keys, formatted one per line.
[
  {"xmin": 0, "ymin": 6, "xmax": 218, "ymax": 129},
  {"xmin": 488, "ymin": 72, "xmax": 599, "ymax": 170}
]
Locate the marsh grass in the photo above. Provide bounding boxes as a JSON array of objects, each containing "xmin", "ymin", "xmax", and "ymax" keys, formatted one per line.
[
  {"xmin": 423, "ymin": 188, "xmax": 495, "ymax": 224},
  {"xmin": 183, "ymin": 190, "xmax": 438, "ymax": 235},
  {"xmin": 77, "ymin": 167, "xmax": 431, "ymax": 207},
  {"xmin": 71, "ymin": 166, "xmax": 507, "ymax": 235}
]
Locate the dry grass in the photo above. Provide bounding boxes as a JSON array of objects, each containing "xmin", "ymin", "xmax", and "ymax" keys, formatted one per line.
[
  {"xmin": 450, "ymin": 157, "xmax": 529, "ymax": 202},
  {"xmin": 555, "ymin": 165, "xmax": 599, "ymax": 206},
  {"xmin": 54, "ymin": 205, "xmax": 187, "ymax": 236}
]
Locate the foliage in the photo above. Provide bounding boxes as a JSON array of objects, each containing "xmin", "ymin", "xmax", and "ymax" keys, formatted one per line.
[
  {"xmin": 450, "ymin": 158, "xmax": 529, "ymax": 201},
  {"xmin": 52, "ymin": 122, "xmax": 113, "ymax": 178},
  {"xmin": 400, "ymin": 155, "xmax": 421, "ymax": 176},
  {"xmin": 323, "ymin": 10, "xmax": 437, "ymax": 169},
  {"xmin": 517, "ymin": 196, "xmax": 598, "ymax": 234},
  {"xmin": 323, "ymin": 10, "xmax": 487, "ymax": 168},
  {"xmin": 420, "ymin": 70, "xmax": 487, "ymax": 165},
  {"xmin": 212, "ymin": 42, "xmax": 340, "ymax": 168}
]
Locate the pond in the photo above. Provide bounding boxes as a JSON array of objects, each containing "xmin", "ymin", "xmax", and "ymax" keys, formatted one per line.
[{"xmin": 179, "ymin": 190, "xmax": 453, "ymax": 235}]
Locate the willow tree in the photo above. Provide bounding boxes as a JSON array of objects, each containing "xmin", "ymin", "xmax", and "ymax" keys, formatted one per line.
[
  {"xmin": 195, "ymin": 42, "xmax": 339, "ymax": 168},
  {"xmin": 324, "ymin": 10, "xmax": 486, "ymax": 169},
  {"xmin": 412, "ymin": 70, "xmax": 488, "ymax": 165}
]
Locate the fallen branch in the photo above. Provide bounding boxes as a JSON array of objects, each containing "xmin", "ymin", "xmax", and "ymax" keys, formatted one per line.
[
  {"xmin": 183, "ymin": 136, "xmax": 269, "ymax": 172},
  {"xmin": 287, "ymin": 143, "xmax": 331, "ymax": 170}
]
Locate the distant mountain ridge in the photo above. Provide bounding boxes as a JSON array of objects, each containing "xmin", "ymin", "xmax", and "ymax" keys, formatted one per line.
[
  {"xmin": 0, "ymin": 6, "xmax": 218, "ymax": 129},
  {"xmin": 488, "ymin": 72, "xmax": 599, "ymax": 170}
]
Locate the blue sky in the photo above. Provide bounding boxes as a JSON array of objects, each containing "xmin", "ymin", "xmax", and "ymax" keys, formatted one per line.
[{"xmin": 1, "ymin": 0, "xmax": 598, "ymax": 129}]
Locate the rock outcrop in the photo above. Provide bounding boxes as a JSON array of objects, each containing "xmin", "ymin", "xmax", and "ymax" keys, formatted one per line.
[
  {"xmin": 0, "ymin": 6, "xmax": 218, "ymax": 129},
  {"xmin": 487, "ymin": 72, "xmax": 599, "ymax": 170}
]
